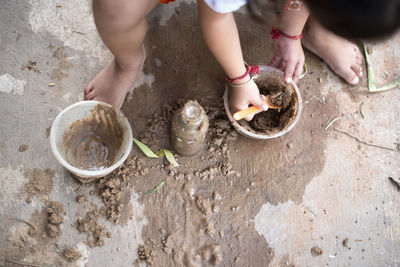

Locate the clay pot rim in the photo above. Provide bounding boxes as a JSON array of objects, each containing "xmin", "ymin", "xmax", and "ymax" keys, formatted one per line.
[{"xmin": 224, "ymin": 65, "xmax": 303, "ymax": 140}]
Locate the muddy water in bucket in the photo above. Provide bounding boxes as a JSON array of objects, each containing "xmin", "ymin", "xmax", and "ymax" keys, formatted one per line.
[
  {"xmin": 63, "ymin": 104, "xmax": 123, "ymax": 171},
  {"xmin": 239, "ymin": 72, "xmax": 299, "ymax": 135}
]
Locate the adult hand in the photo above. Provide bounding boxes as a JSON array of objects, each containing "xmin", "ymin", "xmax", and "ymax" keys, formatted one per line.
[
  {"xmin": 268, "ymin": 37, "xmax": 304, "ymax": 83},
  {"xmin": 229, "ymin": 78, "xmax": 268, "ymax": 121}
]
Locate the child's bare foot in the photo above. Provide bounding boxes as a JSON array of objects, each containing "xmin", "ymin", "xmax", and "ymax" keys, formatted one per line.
[
  {"xmin": 84, "ymin": 45, "xmax": 146, "ymax": 109},
  {"xmin": 302, "ymin": 19, "xmax": 363, "ymax": 85}
]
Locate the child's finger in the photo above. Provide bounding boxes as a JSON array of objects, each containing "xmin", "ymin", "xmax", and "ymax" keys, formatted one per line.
[
  {"xmin": 251, "ymin": 94, "xmax": 268, "ymax": 111},
  {"xmin": 245, "ymin": 96, "xmax": 267, "ymax": 121},
  {"xmin": 293, "ymin": 62, "xmax": 303, "ymax": 83},
  {"xmin": 284, "ymin": 60, "xmax": 296, "ymax": 83},
  {"xmin": 244, "ymin": 109, "xmax": 265, "ymax": 121},
  {"xmin": 244, "ymin": 113, "xmax": 255, "ymax": 121}
]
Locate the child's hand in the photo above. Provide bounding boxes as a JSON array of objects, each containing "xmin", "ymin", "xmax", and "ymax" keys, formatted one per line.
[
  {"xmin": 268, "ymin": 38, "xmax": 305, "ymax": 83},
  {"xmin": 229, "ymin": 78, "xmax": 268, "ymax": 121}
]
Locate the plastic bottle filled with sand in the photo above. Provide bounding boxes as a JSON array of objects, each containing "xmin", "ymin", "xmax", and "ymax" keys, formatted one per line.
[{"xmin": 171, "ymin": 100, "xmax": 209, "ymax": 156}]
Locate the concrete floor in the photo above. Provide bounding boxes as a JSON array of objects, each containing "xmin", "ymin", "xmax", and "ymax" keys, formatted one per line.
[{"xmin": 0, "ymin": 0, "xmax": 399, "ymax": 266}]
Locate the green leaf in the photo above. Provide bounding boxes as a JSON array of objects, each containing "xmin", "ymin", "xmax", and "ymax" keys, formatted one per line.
[
  {"xmin": 133, "ymin": 139, "xmax": 179, "ymax": 167},
  {"xmin": 133, "ymin": 138, "xmax": 159, "ymax": 158},
  {"xmin": 145, "ymin": 181, "xmax": 165, "ymax": 195},
  {"xmin": 155, "ymin": 149, "xmax": 165, "ymax": 157},
  {"xmin": 162, "ymin": 149, "xmax": 179, "ymax": 167}
]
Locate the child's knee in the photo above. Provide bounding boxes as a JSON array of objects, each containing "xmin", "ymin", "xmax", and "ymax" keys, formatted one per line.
[{"xmin": 93, "ymin": 0, "xmax": 153, "ymax": 33}]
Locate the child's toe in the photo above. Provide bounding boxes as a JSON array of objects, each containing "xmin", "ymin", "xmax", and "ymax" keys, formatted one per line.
[
  {"xmin": 85, "ymin": 91, "xmax": 96, "ymax": 100},
  {"xmin": 351, "ymin": 65, "xmax": 362, "ymax": 78},
  {"xmin": 337, "ymin": 66, "xmax": 359, "ymax": 84},
  {"xmin": 84, "ymin": 84, "xmax": 94, "ymax": 95}
]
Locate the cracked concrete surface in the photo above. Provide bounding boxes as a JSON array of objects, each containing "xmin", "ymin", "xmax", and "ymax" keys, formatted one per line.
[{"xmin": 1, "ymin": 0, "xmax": 399, "ymax": 266}]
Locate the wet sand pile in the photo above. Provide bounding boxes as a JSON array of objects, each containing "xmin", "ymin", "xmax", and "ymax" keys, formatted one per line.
[
  {"xmin": 239, "ymin": 73, "xmax": 299, "ymax": 135},
  {"xmin": 24, "ymin": 168, "xmax": 54, "ymax": 198},
  {"xmin": 46, "ymin": 202, "xmax": 64, "ymax": 238},
  {"xmin": 95, "ymin": 156, "xmax": 149, "ymax": 224},
  {"xmin": 138, "ymin": 244, "xmax": 156, "ymax": 264},
  {"xmin": 74, "ymin": 208, "xmax": 111, "ymax": 248},
  {"xmin": 62, "ymin": 247, "xmax": 82, "ymax": 262}
]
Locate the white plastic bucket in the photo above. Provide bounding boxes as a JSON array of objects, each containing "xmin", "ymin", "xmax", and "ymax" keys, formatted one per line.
[
  {"xmin": 50, "ymin": 101, "xmax": 133, "ymax": 180},
  {"xmin": 224, "ymin": 65, "xmax": 302, "ymax": 140}
]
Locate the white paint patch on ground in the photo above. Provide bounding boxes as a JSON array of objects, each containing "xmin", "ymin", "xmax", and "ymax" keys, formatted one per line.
[
  {"xmin": 28, "ymin": 0, "xmax": 109, "ymax": 66},
  {"xmin": 76, "ymin": 242, "xmax": 90, "ymax": 267},
  {"xmin": 384, "ymin": 198, "xmax": 400, "ymax": 243},
  {"xmin": 131, "ymin": 73, "xmax": 155, "ymax": 92},
  {"xmin": 0, "ymin": 167, "xmax": 26, "ymax": 214},
  {"xmin": 62, "ymin": 92, "xmax": 71, "ymax": 102},
  {"xmin": 0, "ymin": 74, "xmax": 26, "ymax": 96},
  {"xmin": 255, "ymin": 137, "xmax": 400, "ymax": 266}
]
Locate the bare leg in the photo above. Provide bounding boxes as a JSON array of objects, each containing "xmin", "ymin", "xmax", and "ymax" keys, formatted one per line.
[
  {"xmin": 84, "ymin": 0, "xmax": 158, "ymax": 109},
  {"xmin": 302, "ymin": 17, "xmax": 363, "ymax": 85}
]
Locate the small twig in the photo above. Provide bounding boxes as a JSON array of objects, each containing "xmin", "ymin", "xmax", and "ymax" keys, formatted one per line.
[
  {"xmin": 7, "ymin": 218, "xmax": 36, "ymax": 230},
  {"xmin": 4, "ymin": 258, "xmax": 41, "ymax": 267},
  {"xmin": 145, "ymin": 181, "xmax": 165, "ymax": 195},
  {"xmin": 55, "ymin": 243, "xmax": 61, "ymax": 253},
  {"xmin": 306, "ymin": 207, "xmax": 318, "ymax": 217},
  {"xmin": 333, "ymin": 127, "xmax": 397, "ymax": 152},
  {"xmin": 304, "ymin": 96, "xmax": 326, "ymax": 105},
  {"xmin": 72, "ymin": 30, "xmax": 87, "ymax": 35},
  {"xmin": 359, "ymin": 102, "xmax": 365, "ymax": 119},
  {"xmin": 314, "ymin": 96, "xmax": 326, "ymax": 104},
  {"xmin": 44, "ymin": 103, "xmax": 59, "ymax": 111},
  {"xmin": 323, "ymin": 117, "xmax": 341, "ymax": 131},
  {"xmin": 379, "ymin": 73, "xmax": 388, "ymax": 80},
  {"xmin": 388, "ymin": 177, "xmax": 400, "ymax": 191}
]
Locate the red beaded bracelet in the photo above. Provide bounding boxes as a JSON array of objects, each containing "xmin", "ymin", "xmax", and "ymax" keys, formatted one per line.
[
  {"xmin": 225, "ymin": 64, "xmax": 259, "ymax": 83},
  {"xmin": 270, "ymin": 27, "xmax": 303, "ymax": 40}
]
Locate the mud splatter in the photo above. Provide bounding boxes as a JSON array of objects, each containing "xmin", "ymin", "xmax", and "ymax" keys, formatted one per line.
[
  {"xmin": 23, "ymin": 168, "xmax": 54, "ymax": 198},
  {"xmin": 50, "ymin": 47, "xmax": 72, "ymax": 81},
  {"xmin": 62, "ymin": 247, "xmax": 82, "ymax": 262},
  {"xmin": 74, "ymin": 207, "xmax": 109, "ymax": 248},
  {"xmin": 18, "ymin": 144, "xmax": 28, "ymax": 152},
  {"xmin": 21, "ymin": 60, "xmax": 40, "ymax": 73}
]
